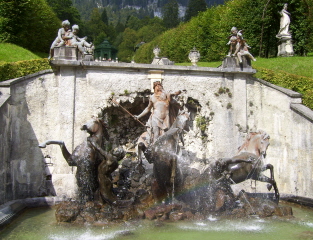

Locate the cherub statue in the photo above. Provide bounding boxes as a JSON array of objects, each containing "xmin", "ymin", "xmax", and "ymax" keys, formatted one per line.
[
  {"xmin": 233, "ymin": 34, "xmax": 256, "ymax": 63},
  {"xmin": 48, "ymin": 20, "xmax": 71, "ymax": 59},
  {"xmin": 226, "ymin": 27, "xmax": 239, "ymax": 56},
  {"xmin": 63, "ymin": 24, "xmax": 94, "ymax": 55},
  {"xmin": 226, "ymin": 27, "xmax": 251, "ymax": 57}
]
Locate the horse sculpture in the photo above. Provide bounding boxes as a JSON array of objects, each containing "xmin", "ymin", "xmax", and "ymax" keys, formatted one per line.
[
  {"xmin": 215, "ymin": 130, "xmax": 279, "ymax": 202},
  {"xmin": 137, "ymin": 110, "xmax": 190, "ymax": 202},
  {"xmin": 39, "ymin": 117, "xmax": 124, "ymax": 204}
]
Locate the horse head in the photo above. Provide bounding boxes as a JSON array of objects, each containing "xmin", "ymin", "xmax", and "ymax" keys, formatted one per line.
[
  {"xmin": 81, "ymin": 117, "xmax": 109, "ymax": 140},
  {"xmin": 237, "ymin": 130, "xmax": 270, "ymax": 158},
  {"xmin": 172, "ymin": 109, "xmax": 190, "ymax": 131},
  {"xmin": 169, "ymin": 109, "xmax": 190, "ymax": 146},
  {"xmin": 257, "ymin": 130, "xmax": 270, "ymax": 158}
]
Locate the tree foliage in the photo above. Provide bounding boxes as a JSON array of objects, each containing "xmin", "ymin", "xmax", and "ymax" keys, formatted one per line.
[
  {"xmin": 135, "ymin": 0, "xmax": 313, "ymax": 63},
  {"xmin": 185, "ymin": 0, "xmax": 207, "ymax": 22},
  {"xmin": 116, "ymin": 17, "xmax": 167, "ymax": 62},
  {"xmin": 117, "ymin": 28, "xmax": 138, "ymax": 62},
  {"xmin": 162, "ymin": 0, "xmax": 180, "ymax": 29},
  {"xmin": 86, "ymin": 8, "xmax": 109, "ymax": 43},
  {"xmin": 101, "ymin": 8, "xmax": 109, "ymax": 25},
  {"xmin": 0, "ymin": 0, "xmax": 60, "ymax": 53},
  {"xmin": 46, "ymin": 0, "xmax": 81, "ymax": 25}
]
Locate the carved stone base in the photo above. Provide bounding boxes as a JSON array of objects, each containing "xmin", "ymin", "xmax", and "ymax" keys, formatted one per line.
[
  {"xmin": 54, "ymin": 46, "xmax": 78, "ymax": 61},
  {"xmin": 151, "ymin": 57, "xmax": 174, "ymax": 65},
  {"xmin": 222, "ymin": 56, "xmax": 252, "ymax": 70},
  {"xmin": 277, "ymin": 36, "xmax": 294, "ymax": 57},
  {"xmin": 54, "ymin": 47, "xmax": 94, "ymax": 61},
  {"xmin": 83, "ymin": 54, "xmax": 94, "ymax": 61}
]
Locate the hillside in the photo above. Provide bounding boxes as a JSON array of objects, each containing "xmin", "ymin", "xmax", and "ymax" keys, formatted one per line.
[{"xmin": 0, "ymin": 43, "xmax": 43, "ymax": 63}]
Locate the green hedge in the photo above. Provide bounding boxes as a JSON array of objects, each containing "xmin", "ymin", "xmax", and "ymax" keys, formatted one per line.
[
  {"xmin": 255, "ymin": 67, "xmax": 313, "ymax": 110},
  {"xmin": 0, "ymin": 59, "xmax": 51, "ymax": 82}
]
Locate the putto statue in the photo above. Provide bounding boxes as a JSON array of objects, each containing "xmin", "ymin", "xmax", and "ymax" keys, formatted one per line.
[
  {"xmin": 233, "ymin": 32, "xmax": 256, "ymax": 63},
  {"xmin": 226, "ymin": 27, "xmax": 256, "ymax": 63},
  {"xmin": 277, "ymin": 3, "xmax": 291, "ymax": 37},
  {"xmin": 63, "ymin": 24, "xmax": 94, "ymax": 55},
  {"xmin": 48, "ymin": 20, "xmax": 94, "ymax": 60},
  {"xmin": 226, "ymin": 27, "xmax": 239, "ymax": 57},
  {"xmin": 49, "ymin": 20, "xmax": 71, "ymax": 59}
]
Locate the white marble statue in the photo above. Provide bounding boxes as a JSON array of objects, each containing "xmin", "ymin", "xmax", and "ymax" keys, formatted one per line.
[
  {"xmin": 63, "ymin": 25, "xmax": 94, "ymax": 54},
  {"xmin": 277, "ymin": 3, "xmax": 291, "ymax": 36},
  {"xmin": 233, "ymin": 34, "xmax": 256, "ymax": 63},
  {"xmin": 49, "ymin": 20, "xmax": 71, "ymax": 59}
]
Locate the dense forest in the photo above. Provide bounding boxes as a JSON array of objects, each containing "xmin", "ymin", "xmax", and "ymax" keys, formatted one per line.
[{"xmin": 0, "ymin": 0, "xmax": 312, "ymax": 63}]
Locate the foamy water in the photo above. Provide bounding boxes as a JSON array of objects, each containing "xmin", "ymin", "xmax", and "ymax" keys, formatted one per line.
[
  {"xmin": 179, "ymin": 219, "xmax": 268, "ymax": 233},
  {"xmin": 49, "ymin": 229, "xmax": 133, "ymax": 240}
]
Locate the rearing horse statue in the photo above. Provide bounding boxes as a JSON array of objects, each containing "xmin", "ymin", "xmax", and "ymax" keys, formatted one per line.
[
  {"xmin": 39, "ymin": 117, "xmax": 123, "ymax": 204},
  {"xmin": 137, "ymin": 110, "xmax": 190, "ymax": 203},
  {"xmin": 215, "ymin": 130, "xmax": 279, "ymax": 202}
]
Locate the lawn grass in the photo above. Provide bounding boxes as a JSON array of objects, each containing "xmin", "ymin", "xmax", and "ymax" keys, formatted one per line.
[
  {"xmin": 176, "ymin": 56, "xmax": 313, "ymax": 79},
  {"xmin": 0, "ymin": 43, "xmax": 43, "ymax": 62}
]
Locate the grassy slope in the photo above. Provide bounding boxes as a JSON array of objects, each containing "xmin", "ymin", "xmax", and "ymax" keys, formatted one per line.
[
  {"xmin": 0, "ymin": 43, "xmax": 43, "ymax": 62},
  {"xmin": 176, "ymin": 56, "xmax": 313, "ymax": 79}
]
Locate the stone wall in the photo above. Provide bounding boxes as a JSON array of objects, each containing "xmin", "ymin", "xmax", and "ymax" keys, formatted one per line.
[{"xmin": 0, "ymin": 61, "xmax": 312, "ymax": 205}]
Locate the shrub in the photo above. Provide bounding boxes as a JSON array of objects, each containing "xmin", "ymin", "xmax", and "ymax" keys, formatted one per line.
[
  {"xmin": 255, "ymin": 67, "xmax": 313, "ymax": 110},
  {"xmin": 0, "ymin": 59, "xmax": 51, "ymax": 82}
]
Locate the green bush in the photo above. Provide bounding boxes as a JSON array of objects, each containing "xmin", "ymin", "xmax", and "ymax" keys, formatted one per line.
[
  {"xmin": 0, "ymin": 59, "xmax": 51, "ymax": 82},
  {"xmin": 255, "ymin": 67, "xmax": 313, "ymax": 110}
]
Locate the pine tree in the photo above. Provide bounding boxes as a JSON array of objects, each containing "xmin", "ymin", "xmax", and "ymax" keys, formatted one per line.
[
  {"xmin": 101, "ymin": 8, "xmax": 109, "ymax": 25},
  {"xmin": 162, "ymin": 0, "xmax": 180, "ymax": 29},
  {"xmin": 184, "ymin": 0, "xmax": 207, "ymax": 22},
  {"xmin": 46, "ymin": 0, "xmax": 81, "ymax": 25}
]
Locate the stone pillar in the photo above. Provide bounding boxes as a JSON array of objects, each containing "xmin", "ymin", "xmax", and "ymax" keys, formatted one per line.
[
  {"xmin": 233, "ymin": 73, "xmax": 247, "ymax": 131},
  {"xmin": 52, "ymin": 66, "xmax": 77, "ymax": 198},
  {"xmin": 58, "ymin": 66, "xmax": 76, "ymax": 154}
]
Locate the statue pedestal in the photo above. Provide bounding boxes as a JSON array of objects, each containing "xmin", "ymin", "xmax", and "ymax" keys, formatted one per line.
[
  {"xmin": 277, "ymin": 35, "xmax": 294, "ymax": 57},
  {"xmin": 83, "ymin": 54, "xmax": 94, "ymax": 61},
  {"xmin": 222, "ymin": 56, "xmax": 252, "ymax": 70},
  {"xmin": 54, "ymin": 46, "xmax": 78, "ymax": 61},
  {"xmin": 54, "ymin": 47, "xmax": 94, "ymax": 61},
  {"xmin": 151, "ymin": 57, "xmax": 174, "ymax": 65}
]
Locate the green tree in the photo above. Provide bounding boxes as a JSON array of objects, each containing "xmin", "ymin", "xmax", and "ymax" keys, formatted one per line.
[
  {"xmin": 46, "ymin": 0, "xmax": 81, "ymax": 25},
  {"xmin": 125, "ymin": 15, "xmax": 143, "ymax": 31},
  {"xmin": 86, "ymin": 8, "xmax": 107, "ymax": 42},
  {"xmin": 162, "ymin": 0, "xmax": 180, "ymax": 29},
  {"xmin": 117, "ymin": 28, "xmax": 138, "ymax": 62},
  {"xmin": 0, "ymin": 0, "xmax": 29, "ymax": 43},
  {"xmin": 101, "ymin": 8, "xmax": 109, "ymax": 25},
  {"xmin": 136, "ymin": 17, "xmax": 166, "ymax": 43},
  {"xmin": 115, "ymin": 21, "xmax": 125, "ymax": 33},
  {"xmin": 289, "ymin": 0, "xmax": 313, "ymax": 55},
  {"xmin": 184, "ymin": 0, "xmax": 207, "ymax": 22},
  {"xmin": 0, "ymin": 0, "xmax": 60, "ymax": 53}
]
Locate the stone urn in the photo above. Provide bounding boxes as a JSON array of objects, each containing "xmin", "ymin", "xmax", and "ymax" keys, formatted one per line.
[
  {"xmin": 188, "ymin": 47, "xmax": 200, "ymax": 66},
  {"xmin": 153, "ymin": 46, "xmax": 161, "ymax": 58}
]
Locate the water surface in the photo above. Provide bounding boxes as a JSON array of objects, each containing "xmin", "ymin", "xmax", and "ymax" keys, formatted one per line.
[{"xmin": 1, "ymin": 203, "xmax": 313, "ymax": 240}]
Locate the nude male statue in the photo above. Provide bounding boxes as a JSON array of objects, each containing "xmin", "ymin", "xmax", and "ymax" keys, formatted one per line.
[{"xmin": 135, "ymin": 81, "xmax": 183, "ymax": 144}]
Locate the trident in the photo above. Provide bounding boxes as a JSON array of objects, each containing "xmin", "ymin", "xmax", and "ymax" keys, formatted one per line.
[{"xmin": 109, "ymin": 97, "xmax": 146, "ymax": 127}]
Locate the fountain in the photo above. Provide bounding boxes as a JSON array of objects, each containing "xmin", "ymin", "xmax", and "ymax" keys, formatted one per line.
[
  {"xmin": 3, "ymin": 17, "xmax": 313, "ymax": 239},
  {"xmin": 34, "ymin": 79, "xmax": 289, "ymax": 224}
]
